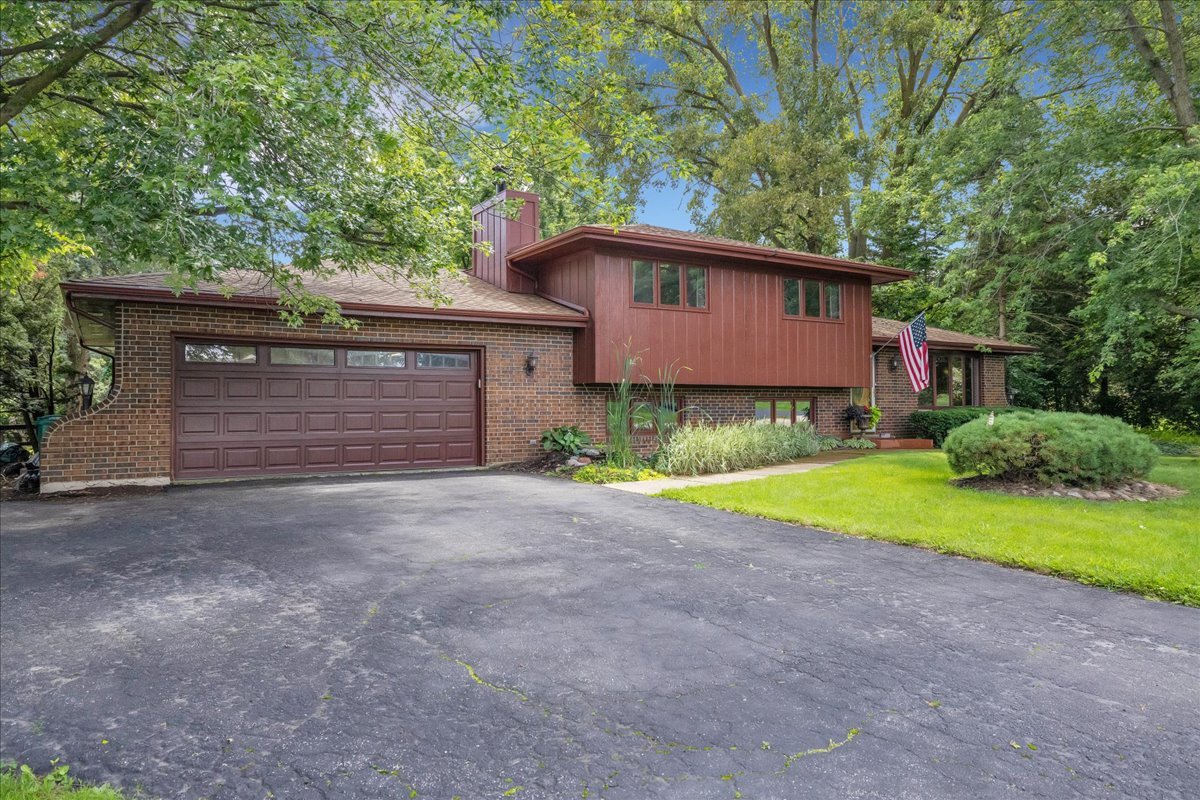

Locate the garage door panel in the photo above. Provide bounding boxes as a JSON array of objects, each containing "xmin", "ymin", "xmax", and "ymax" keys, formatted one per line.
[
  {"xmin": 267, "ymin": 413, "xmax": 302, "ymax": 433},
  {"xmin": 379, "ymin": 380, "xmax": 410, "ymax": 399},
  {"xmin": 179, "ymin": 448, "xmax": 218, "ymax": 472},
  {"xmin": 180, "ymin": 413, "xmax": 218, "ymax": 435},
  {"xmin": 176, "ymin": 343, "xmax": 478, "ymax": 478},
  {"xmin": 225, "ymin": 378, "xmax": 261, "ymax": 399},
  {"xmin": 305, "ymin": 379, "xmax": 339, "ymax": 399},
  {"xmin": 343, "ymin": 412, "xmax": 375, "ymax": 432},
  {"xmin": 344, "ymin": 380, "xmax": 376, "ymax": 399},
  {"xmin": 379, "ymin": 412, "xmax": 410, "ymax": 432},
  {"xmin": 445, "ymin": 411, "xmax": 475, "ymax": 431},
  {"xmin": 413, "ymin": 381, "xmax": 443, "ymax": 400},
  {"xmin": 224, "ymin": 413, "xmax": 261, "ymax": 434},
  {"xmin": 267, "ymin": 379, "xmax": 301, "ymax": 399},
  {"xmin": 445, "ymin": 380, "xmax": 475, "ymax": 400},
  {"xmin": 224, "ymin": 448, "xmax": 261, "ymax": 470},
  {"xmin": 303, "ymin": 412, "xmax": 338, "ymax": 433},
  {"xmin": 265, "ymin": 446, "xmax": 302, "ymax": 468},
  {"xmin": 181, "ymin": 378, "xmax": 218, "ymax": 400}
]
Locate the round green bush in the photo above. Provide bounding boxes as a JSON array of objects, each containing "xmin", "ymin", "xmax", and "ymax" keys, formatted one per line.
[{"xmin": 943, "ymin": 411, "xmax": 1158, "ymax": 487}]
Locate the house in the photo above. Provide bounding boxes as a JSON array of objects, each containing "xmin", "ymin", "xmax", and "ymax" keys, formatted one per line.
[{"xmin": 46, "ymin": 189, "xmax": 1033, "ymax": 492}]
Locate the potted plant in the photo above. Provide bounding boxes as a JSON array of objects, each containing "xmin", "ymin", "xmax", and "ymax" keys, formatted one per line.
[{"xmin": 844, "ymin": 404, "xmax": 882, "ymax": 434}]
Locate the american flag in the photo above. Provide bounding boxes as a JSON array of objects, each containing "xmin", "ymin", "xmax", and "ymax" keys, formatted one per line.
[{"xmin": 898, "ymin": 312, "xmax": 930, "ymax": 393}]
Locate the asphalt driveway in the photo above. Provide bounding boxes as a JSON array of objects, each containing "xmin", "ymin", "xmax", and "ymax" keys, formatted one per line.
[{"xmin": 1, "ymin": 472, "xmax": 1196, "ymax": 799}]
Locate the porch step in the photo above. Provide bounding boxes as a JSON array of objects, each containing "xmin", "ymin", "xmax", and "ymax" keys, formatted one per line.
[{"xmin": 867, "ymin": 437, "xmax": 934, "ymax": 450}]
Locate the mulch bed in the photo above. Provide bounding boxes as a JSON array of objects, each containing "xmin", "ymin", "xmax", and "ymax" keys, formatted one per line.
[
  {"xmin": 0, "ymin": 483, "xmax": 167, "ymax": 503},
  {"xmin": 492, "ymin": 451, "xmax": 569, "ymax": 474},
  {"xmin": 953, "ymin": 475, "xmax": 1184, "ymax": 502}
]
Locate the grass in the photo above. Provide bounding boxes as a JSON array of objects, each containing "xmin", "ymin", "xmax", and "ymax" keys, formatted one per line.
[
  {"xmin": 660, "ymin": 451, "xmax": 1200, "ymax": 606},
  {"xmin": 0, "ymin": 763, "xmax": 126, "ymax": 799}
]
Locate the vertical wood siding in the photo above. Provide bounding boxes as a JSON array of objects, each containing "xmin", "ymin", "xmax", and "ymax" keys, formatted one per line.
[{"xmin": 576, "ymin": 249, "xmax": 872, "ymax": 387}]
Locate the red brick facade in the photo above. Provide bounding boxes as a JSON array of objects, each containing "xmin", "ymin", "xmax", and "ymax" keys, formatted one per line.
[
  {"xmin": 43, "ymin": 302, "xmax": 865, "ymax": 489},
  {"xmin": 43, "ymin": 303, "xmax": 610, "ymax": 489},
  {"xmin": 43, "ymin": 302, "xmax": 1019, "ymax": 489},
  {"xmin": 871, "ymin": 346, "xmax": 1010, "ymax": 437}
]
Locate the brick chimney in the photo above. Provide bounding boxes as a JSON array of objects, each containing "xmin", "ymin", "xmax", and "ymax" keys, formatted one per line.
[{"xmin": 471, "ymin": 189, "xmax": 540, "ymax": 293}]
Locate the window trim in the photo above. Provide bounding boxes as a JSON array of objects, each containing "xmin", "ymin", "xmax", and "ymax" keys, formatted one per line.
[
  {"xmin": 916, "ymin": 351, "xmax": 981, "ymax": 409},
  {"xmin": 755, "ymin": 397, "xmax": 817, "ymax": 426},
  {"xmin": 782, "ymin": 276, "xmax": 843, "ymax": 323},
  {"xmin": 630, "ymin": 259, "xmax": 709, "ymax": 311},
  {"xmin": 182, "ymin": 342, "xmax": 259, "ymax": 365}
]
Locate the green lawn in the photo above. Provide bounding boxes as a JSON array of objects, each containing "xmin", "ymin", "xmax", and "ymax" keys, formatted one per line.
[
  {"xmin": 0, "ymin": 764, "xmax": 126, "ymax": 799},
  {"xmin": 660, "ymin": 452, "xmax": 1200, "ymax": 606}
]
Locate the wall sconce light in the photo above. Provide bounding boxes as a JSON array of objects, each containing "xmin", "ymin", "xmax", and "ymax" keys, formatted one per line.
[
  {"xmin": 889, "ymin": 354, "xmax": 900, "ymax": 372},
  {"xmin": 79, "ymin": 373, "xmax": 96, "ymax": 410},
  {"xmin": 524, "ymin": 353, "xmax": 539, "ymax": 375}
]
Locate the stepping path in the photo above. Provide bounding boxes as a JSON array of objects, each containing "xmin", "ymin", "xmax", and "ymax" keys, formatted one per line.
[{"xmin": 604, "ymin": 451, "xmax": 869, "ymax": 494}]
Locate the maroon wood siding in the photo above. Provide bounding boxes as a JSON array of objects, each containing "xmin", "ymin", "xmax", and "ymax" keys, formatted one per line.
[
  {"xmin": 538, "ymin": 247, "xmax": 597, "ymax": 383},
  {"xmin": 568, "ymin": 249, "xmax": 872, "ymax": 387},
  {"xmin": 472, "ymin": 189, "xmax": 539, "ymax": 293}
]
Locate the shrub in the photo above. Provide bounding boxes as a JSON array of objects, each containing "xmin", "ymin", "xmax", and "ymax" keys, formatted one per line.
[
  {"xmin": 540, "ymin": 425, "xmax": 592, "ymax": 455},
  {"xmin": 839, "ymin": 438, "xmax": 877, "ymax": 449},
  {"xmin": 944, "ymin": 411, "xmax": 1159, "ymax": 487},
  {"xmin": 572, "ymin": 464, "xmax": 665, "ymax": 484},
  {"xmin": 655, "ymin": 421, "xmax": 821, "ymax": 476},
  {"xmin": 817, "ymin": 435, "xmax": 842, "ymax": 452},
  {"xmin": 909, "ymin": 406, "xmax": 1033, "ymax": 446}
]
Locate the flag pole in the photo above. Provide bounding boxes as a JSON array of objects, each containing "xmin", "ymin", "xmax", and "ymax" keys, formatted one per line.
[{"xmin": 871, "ymin": 307, "xmax": 932, "ymax": 357}]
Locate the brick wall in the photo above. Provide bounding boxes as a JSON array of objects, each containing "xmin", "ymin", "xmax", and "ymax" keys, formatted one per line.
[
  {"xmin": 679, "ymin": 386, "xmax": 857, "ymax": 437},
  {"xmin": 872, "ymin": 346, "xmax": 1010, "ymax": 437},
  {"xmin": 43, "ymin": 302, "xmax": 610, "ymax": 489},
  {"xmin": 44, "ymin": 300, "xmax": 865, "ymax": 489}
]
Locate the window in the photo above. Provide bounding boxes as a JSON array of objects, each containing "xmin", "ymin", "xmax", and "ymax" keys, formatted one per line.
[
  {"xmin": 755, "ymin": 398, "xmax": 814, "ymax": 425},
  {"xmin": 416, "ymin": 352, "xmax": 470, "ymax": 369},
  {"xmin": 783, "ymin": 278, "xmax": 801, "ymax": 316},
  {"xmin": 347, "ymin": 350, "xmax": 406, "ymax": 368},
  {"xmin": 686, "ymin": 266, "xmax": 707, "ymax": 308},
  {"xmin": 918, "ymin": 353, "xmax": 979, "ymax": 407},
  {"xmin": 270, "ymin": 347, "xmax": 334, "ymax": 366},
  {"xmin": 631, "ymin": 260, "xmax": 707, "ymax": 309},
  {"xmin": 633, "ymin": 260, "xmax": 656, "ymax": 304},
  {"xmin": 783, "ymin": 278, "xmax": 842, "ymax": 320},
  {"xmin": 804, "ymin": 280, "xmax": 822, "ymax": 317},
  {"xmin": 659, "ymin": 263, "xmax": 681, "ymax": 305},
  {"xmin": 824, "ymin": 283, "xmax": 841, "ymax": 319},
  {"xmin": 183, "ymin": 343, "xmax": 257, "ymax": 363}
]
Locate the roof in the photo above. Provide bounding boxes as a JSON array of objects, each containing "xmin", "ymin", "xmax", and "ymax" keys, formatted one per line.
[
  {"xmin": 61, "ymin": 269, "xmax": 588, "ymax": 327},
  {"xmin": 871, "ymin": 316, "xmax": 1036, "ymax": 354},
  {"xmin": 510, "ymin": 223, "xmax": 913, "ymax": 285}
]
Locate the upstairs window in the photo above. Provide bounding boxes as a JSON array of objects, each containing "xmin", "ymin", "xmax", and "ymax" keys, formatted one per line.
[
  {"xmin": 632, "ymin": 260, "xmax": 707, "ymax": 309},
  {"xmin": 783, "ymin": 277, "xmax": 842, "ymax": 320}
]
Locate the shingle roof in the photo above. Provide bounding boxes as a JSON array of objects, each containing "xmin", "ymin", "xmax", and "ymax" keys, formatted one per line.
[
  {"xmin": 509, "ymin": 223, "xmax": 913, "ymax": 285},
  {"xmin": 63, "ymin": 268, "xmax": 587, "ymax": 324},
  {"xmin": 872, "ymin": 316, "xmax": 1036, "ymax": 353}
]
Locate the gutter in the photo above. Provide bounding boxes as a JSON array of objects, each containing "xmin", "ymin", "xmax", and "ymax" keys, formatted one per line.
[{"xmin": 61, "ymin": 284, "xmax": 589, "ymax": 328}]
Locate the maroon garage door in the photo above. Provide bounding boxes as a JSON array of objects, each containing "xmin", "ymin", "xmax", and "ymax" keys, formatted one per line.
[{"xmin": 174, "ymin": 340, "xmax": 480, "ymax": 479}]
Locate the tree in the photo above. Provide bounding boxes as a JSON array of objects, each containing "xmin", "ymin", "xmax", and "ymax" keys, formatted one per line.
[{"xmin": 1, "ymin": 1, "xmax": 633, "ymax": 320}]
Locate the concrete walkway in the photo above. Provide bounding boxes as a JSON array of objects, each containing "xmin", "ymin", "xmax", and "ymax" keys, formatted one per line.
[{"xmin": 605, "ymin": 451, "xmax": 866, "ymax": 494}]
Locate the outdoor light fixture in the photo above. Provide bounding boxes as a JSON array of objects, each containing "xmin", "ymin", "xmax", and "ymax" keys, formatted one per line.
[
  {"xmin": 79, "ymin": 373, "xmax": 95, "ymax": 410},
  {"xmin": 889, "ymin": 354, "xmax": 901, "ymax": 372},
  {"xmin": 524, "ymin": 353, "xmax": 539, "ymax": 375}
]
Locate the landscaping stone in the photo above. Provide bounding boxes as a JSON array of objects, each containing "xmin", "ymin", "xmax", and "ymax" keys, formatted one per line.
[{"xmin": 954, "ymin": 475, "xmax": 1184, "ymax": 502}]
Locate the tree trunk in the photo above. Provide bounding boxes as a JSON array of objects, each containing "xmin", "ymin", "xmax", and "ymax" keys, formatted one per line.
[
  {"xmin": 997, "ymin": 285, "xmax": 1007, "ymax": 339},
  {"xmin": 45, "ymin": 324, "xmax": 56, "ymax": 415},
  {"xmin": 1157, "ymin": 0, "xmax": 1199, "ymax": 143}
]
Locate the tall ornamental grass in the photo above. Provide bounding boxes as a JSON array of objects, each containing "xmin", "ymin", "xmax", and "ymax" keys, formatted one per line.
[{"xmin": 657, "ymin": 421, "xmax": 821, "ymax": 476}]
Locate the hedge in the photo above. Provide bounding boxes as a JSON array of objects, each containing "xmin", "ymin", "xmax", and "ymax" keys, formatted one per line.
[
  {"xmin": 909, "ymin": 406, "xmax": 1035, "ymax": 446},
  {"xmin": 944, "ymin": 411, "xmax": 1158, "ymax": 487}
]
